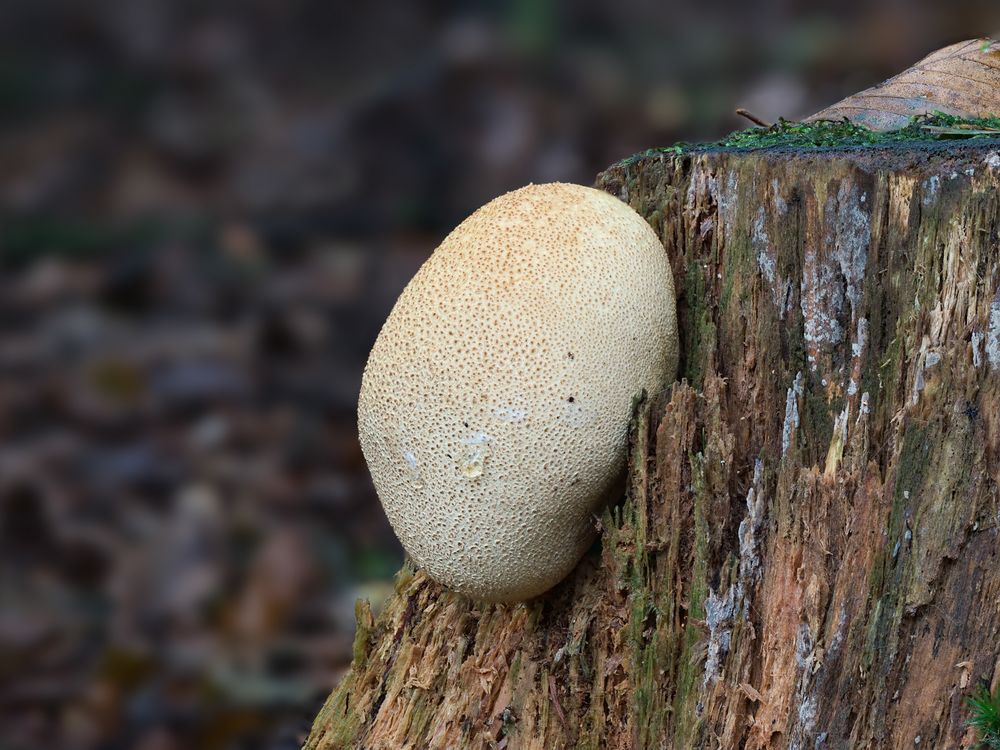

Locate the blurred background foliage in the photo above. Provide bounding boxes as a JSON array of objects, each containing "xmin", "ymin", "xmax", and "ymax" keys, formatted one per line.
[{"xmin": 0, "ymin": 1, "xmax": 997, "ymax": 748}]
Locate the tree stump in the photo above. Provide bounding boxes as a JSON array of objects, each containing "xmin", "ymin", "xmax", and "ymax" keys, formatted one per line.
[{"xmin": 306, "ymin": 141, "xmax": 1000, "ymax": 749}]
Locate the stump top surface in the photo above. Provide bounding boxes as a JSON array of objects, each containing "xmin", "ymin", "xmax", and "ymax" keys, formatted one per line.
[{"xmin": 612, "ymin": 115, "xmax": 1000, "ymax": 171}]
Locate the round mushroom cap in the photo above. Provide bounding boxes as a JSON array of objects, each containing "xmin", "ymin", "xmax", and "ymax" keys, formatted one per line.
[{"xmin": 358, "ymin": 182, "xmax": 678, "ymax": 602}]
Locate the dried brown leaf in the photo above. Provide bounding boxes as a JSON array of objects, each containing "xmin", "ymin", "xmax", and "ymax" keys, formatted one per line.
[{"xmin": 807, "ymin": 39, "xmax": 1000, "ymax": 130}]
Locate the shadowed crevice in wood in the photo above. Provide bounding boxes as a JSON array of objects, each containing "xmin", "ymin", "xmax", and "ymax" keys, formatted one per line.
[{"xmin": 306, "ymin": 141, "xmax": 1000, "ymax": 749}]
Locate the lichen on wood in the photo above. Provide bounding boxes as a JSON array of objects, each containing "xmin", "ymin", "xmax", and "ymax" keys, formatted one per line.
[{"xmin": 305, "ymin": 138, "xmax": 1000, "ymax": 749}]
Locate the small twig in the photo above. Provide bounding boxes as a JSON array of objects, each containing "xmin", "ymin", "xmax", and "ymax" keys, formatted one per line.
[
  {"xmin": 919, "ymin": 124, "xmax": 1000, "ymax": 136},
  {"xmin": 736, "ymin": 108, "xmax": 772, "ymax": 128}
]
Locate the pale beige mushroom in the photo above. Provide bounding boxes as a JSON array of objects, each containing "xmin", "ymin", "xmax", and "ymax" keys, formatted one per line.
[{"xmin": 358, "ymin": 182, "xmax": 678, "ymax": 602}]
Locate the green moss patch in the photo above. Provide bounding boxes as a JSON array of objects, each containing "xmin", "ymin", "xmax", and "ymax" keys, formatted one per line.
[{"xmin": 636, "ymin": 113, "xmax": 1000, "ymax": 161}]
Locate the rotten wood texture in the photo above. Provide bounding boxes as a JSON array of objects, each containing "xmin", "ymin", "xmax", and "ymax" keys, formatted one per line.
[{"xmin": 306, "ymin": 142, "xmax": 1000, "ymax": 749}]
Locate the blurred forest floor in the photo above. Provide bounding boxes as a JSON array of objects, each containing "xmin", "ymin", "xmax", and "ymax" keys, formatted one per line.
[{"xmin": 1, "ymin": 1, "xmax": 997, "ymax": 748}]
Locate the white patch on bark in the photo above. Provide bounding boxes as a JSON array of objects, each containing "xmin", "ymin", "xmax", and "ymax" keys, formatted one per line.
[
  {"xmin": 856, "ymin": 391, "xmax": 870, "ymax": 425},
  {"xmin": 753, "ymin": 206, "xmax": 783, "ymax": 311},
  {"xmin": 921, "ymin": 175, "xmax": 940, "ymax": 206},
  {"xmin": 753, "ymin": 207, "xmax": 774, "ymax": 282},
  {"xmin": 703, "ymin": 460, "xmax": 765, "ymax": 687},
  {"xmin": 782, "ymin": 372, "xmax": 803, "ymax": 456},
  {"xmin": 797, "ymin": 695, "xmax": 819, "ymax": 739},
  {"xmin": 685, "ymin": 165, "xmax": 738, "ymax": 243},
  {"xmin": 801, "ymin": 182, "xmax": 870, "ymax": 374},
  {"xmin": 703, "ymin": 582, "xmax": 740, "ymax": 687},
  {"xmin": 988, "ymin": 289, "xmax": 1000, "ymax": 370},
  {"xmin": 795, "ymin": 622, "xmax": 814, "ymax": 670},
  {"xmin": 789, "ymin": 625, "xmax": 821, "ymax": 748},
  {"xmin": 738, "ymin": 459, "xmax": 765, "ymax": 590},
  {"xmin": 851, "ymin": 317, "xmax": 869, "ymax": 358},
  {"xmin": 801, "ymin": 245, "xmax": 844, "ymax": 369},
  {"xmin": 972, "ymin": 331, "xmax": 984, "ymax": 368},
  {"xmin": 833, "ymin": 183, "xmax": 870, "ymax": 313}
]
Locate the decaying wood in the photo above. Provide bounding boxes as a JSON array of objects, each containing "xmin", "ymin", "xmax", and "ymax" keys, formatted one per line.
[{"xmin": 306, "ymin": 141, "xmax": 1000, "ymax": 749}]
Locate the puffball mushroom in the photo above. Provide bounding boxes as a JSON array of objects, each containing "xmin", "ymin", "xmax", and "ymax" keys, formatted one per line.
[{"xmin": 358, "ymin": 182, "xmax": 678, "ymax": 602}]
